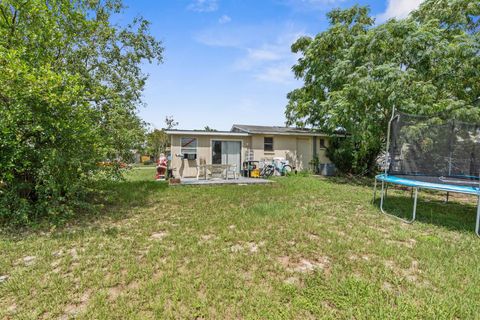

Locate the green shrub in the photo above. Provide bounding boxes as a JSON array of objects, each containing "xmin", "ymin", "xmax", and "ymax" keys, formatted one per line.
[
  {"xmin": 0, "ymin": 0, "xmax": 163, "ymax": 226},
  {"xmin": 309, "ymin": 155, "xmax": 320, "ymax": 174},
  {"xmin": 296, "ymin": 170, "xmax": 312, "ymax": 177}
]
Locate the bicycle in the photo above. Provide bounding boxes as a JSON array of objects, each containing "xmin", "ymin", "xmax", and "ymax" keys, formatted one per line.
[
  {"xmin": 260, "ymin": 159, "xmax": 294, "ymax": 177},
  {"xmin": 260, "ymin": 162, "xmax": 275, "ymax": 177}
]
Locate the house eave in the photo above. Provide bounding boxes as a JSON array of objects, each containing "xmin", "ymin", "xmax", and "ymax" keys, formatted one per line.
[
  {"xmin": 165, "ymin": 130, "xmax": 250, "ymax": 137},
  {"xmin": 166, "ymin": 130, "xmax": 335, "ymax": 137},
  {"xmin": 247, "ymin": 131, "xmax": 331, "ymax": 137}
]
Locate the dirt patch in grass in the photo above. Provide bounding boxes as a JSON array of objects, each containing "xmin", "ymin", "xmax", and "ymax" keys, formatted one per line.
[
  {"xmin": 60, "ymin": 289, "xmax": 91, "ymax": 319},
  {"xmin": 150, "ymin": 231, "xmax": 168, "ymax": 240},
  {"xmin": 230, "ymin": 243, "xmax": 244, "ymax": 253},
  {"xmin": 247, "ymin": 242, "xmax": 259, "ymax": 253},
  {"xmin": 108, "ymin": 280, "xmax": 139, "ymax": 301},
  {"xmin": 384, "ymin": 259, "xmax": 422, "ymax": 283},
  {"xmin": 386, "ymin": 238, "xmax": 417, "ymax": 248},
  {"xmin": 284, "ymin": 276, "xmax": 300, "ymax": 286},
  {"xmin": 69, "ymin": 247, "xmax": 78, "ymax": 256},
  {"xmin": 17, "ymin": 255, "xmax": 37, "ymax": 266},
  {"xmin": 278, "ymin": 255, "xmax": 331, "ymax": 275},
  {"xmin": 307, "ymin": 232, "xmax": 319, "ymax": 240},
  {"xmin": 199, "ymin": 234, "xmax": 218, "ymax": 244},
  {"xmin": 230, "ymin": 241, "xmax": 264, "ymax": 254}
]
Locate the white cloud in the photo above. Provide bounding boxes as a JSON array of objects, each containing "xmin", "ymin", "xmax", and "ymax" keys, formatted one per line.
[
  {"xmin": 279, "ymin": 0, "xmax": 345, "ymax": 11},
  {"xmin": 254, "ymin": 64, "xmax": 295, "ymax": 84},
  {"xmin": 377, "ymin": 0, "xmax": 423, "ymax": 23},
  {"xmin": 195, "ymin": 22, "xmax": 305, "ymax": 85},
  {"xmin": 234, "ymin": 28, "xmax": 305, "ymax": 84},
  {"xmin": 195, "ymin": 24, "xmax": 274, "ymax": 47},
  {"xmin": 187, "ymin": 0, "xmax": 218, "ymax": 13},
  {"xmin": 195, "ymin": 28, "xmax": 246, "ymax": 47},
  {"xmin": 248, "ymin": 48, "xmax": 283, "ymax": 61},
  {"xmin": 234, "ymin": 46, "xmax": 284, "ymax": 70},
  {"xmin": 218, "ymin": 15, "xmax": 231, "ymax": 24}
]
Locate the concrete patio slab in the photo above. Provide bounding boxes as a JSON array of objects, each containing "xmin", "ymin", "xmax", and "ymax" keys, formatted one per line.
[{"xmin": 176, "ymin": 177, "xmax": 272, "ymax": 186}]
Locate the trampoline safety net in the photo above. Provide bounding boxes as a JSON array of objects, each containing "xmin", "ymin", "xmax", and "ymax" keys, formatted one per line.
[{"xmin": 388, "ymin": 112, "xmax": 480, "ymax": 186}]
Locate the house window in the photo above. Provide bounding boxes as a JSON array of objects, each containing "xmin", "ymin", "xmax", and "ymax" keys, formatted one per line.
[
  {"xmin": 181, "ymin": 137, "xmax": 197, "ymax": 155},
  {"xmin": 264, "ymin": 137, "xmax": 274, "ymax": 152},
  {"xmin": 320, "ymin": 138, "xmax": 326, "ymax": 149}
]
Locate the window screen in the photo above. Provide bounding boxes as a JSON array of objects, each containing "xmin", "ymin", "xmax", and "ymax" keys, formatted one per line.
[{"xmin": 181, "ymin": 137, "xmax": 197, "ymax": 154}]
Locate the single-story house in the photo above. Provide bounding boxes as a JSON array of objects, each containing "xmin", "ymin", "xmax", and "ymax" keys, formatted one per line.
[{"xmin": 166, "ymin": 124, "xmax": 333, "ymax": 178}]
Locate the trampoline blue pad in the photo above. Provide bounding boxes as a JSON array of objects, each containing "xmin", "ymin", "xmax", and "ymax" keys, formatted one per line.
[{"xmin": 376, "ymin": 174, "xmax": 480, "ymax": 195}]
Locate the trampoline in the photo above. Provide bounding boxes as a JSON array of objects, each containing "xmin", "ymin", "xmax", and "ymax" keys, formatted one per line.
[{"xmin": 373, "ymin": 110, "xmax": 480, "ymax": 236}]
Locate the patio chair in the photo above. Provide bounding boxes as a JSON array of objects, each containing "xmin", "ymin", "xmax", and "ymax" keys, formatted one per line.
[
  {"xmin": 210, "ymin": 165, "xmax": 225, "ymax": 179},
  {"xmin": 225, "ymin": 164, "xmax": 238, "ymax": 180}
]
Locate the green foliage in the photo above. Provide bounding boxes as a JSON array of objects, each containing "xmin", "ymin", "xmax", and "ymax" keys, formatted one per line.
[
  {"xmin": 204, "ymin": 126, "xmax": 217, "ymax": 131},
  {"xmin": 326, "ymin": 137, "xmax": 355, "ymax": 174},
  {"xmin": 146, "ymin": 129, "xmax": 168, "ymax": 161},
  {"xmin": 145, "ymin": 116, "xmax": 178, "ymax": 160},
  {"xmin": 0, "ymin": 0, "xmax": 163, "ymax": 225},
  {"xmin": 295, "ymin": 170, "xmax": 312, "ymax": 177},
  {"xmin": 286, "ymin": 1, "xmax": 480, "ymax": 175},
  {"xmin": 308, "ymin": 155, "xmax": 320, "ymax": 174}
]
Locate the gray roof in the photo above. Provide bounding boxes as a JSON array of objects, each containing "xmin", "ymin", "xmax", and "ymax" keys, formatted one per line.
[
  {"xmin": 165, "ymin": 125, "xmax": 331, "ymax": 137},
  {"xmin": 231, "ymin": 124, "xmax": 328, "ymax": 136},
  {"xmin": 165, "ymin": 129, "xmax": 249, "ymax": 136}
]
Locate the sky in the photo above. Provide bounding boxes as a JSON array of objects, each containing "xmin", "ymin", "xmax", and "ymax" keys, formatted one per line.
[{"xmin": 119, "ymin": 0, "xmax": 423, "ymax": 131}]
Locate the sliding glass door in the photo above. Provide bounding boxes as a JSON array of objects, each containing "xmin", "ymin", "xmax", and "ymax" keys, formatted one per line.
[{"xmin": 212, "ymin": 141, "xmax": 241, "ymax": 172}]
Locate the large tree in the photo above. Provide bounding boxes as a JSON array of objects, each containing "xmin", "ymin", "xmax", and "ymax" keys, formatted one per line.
[
  {"xmin": 0, "ymin": 0, "xmax": 163, "ymax": 224},
  {"xmin": 286, "ymin": 1, "xmax": 480, "ymax": 174},
  {"xmin": 146, "ymin": 116, "xmax": 178, "ymax": 161}
]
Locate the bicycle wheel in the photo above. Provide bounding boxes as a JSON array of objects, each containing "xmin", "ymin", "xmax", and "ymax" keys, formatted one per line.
[
  {"xmin": 282, "ymin": 165, "xmax": 293, "ymax": 175},
  {"xmin": 264, "ymin": 165, "xmax": 275, "ymax": 177}
]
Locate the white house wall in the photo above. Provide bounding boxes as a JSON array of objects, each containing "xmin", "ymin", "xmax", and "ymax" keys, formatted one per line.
[{"xmin": 169, "ymin": 133, "xmax": 331, "ymax": 178}]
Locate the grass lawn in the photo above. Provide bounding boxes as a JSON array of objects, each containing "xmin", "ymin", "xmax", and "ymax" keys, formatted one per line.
[{"xmin": 1, "ymin": 168, "xmax": 480, "ymax": 319}]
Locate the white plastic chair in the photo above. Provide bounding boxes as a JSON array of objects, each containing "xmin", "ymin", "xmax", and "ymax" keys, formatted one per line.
[{"xmin": 225, "ymin": 164, "xmax": 238, "ymax": 180}]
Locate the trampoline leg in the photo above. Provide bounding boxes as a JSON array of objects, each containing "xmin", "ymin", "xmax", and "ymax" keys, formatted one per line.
[
  {"xmin": 380, "ymin": 181, "xmax": 386, "ymax": 211},
  {"xmin": 381, "ymin": 186, "xmax": 418, "ymax": 224},
  {"xmin": 476, "ymin": 196, "xmax": 480, "ymax": 237},
  {"xmin": 411, "ymin": 187, "xmax": 418, "ymax": 223},
  {"xmin": 372, "ymin": 178, "xmax": 377, "ymax": 204},
  {"xmin": 445, "ymin": 192, "xmax": 449, "ymax": 204}
]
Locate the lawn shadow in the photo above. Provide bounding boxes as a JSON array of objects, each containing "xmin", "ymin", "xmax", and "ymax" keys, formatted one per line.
[
  {"xmin": 375, "ymin": 191, "xmax": 478, "ymax": 234},
  {"xmin": 0, "ymin": 179, "xmax": 169, "ymax": 238},
  {"xmin": 97, "ymin": 180, "xmax": 168, "ymax": 208},
  {"xmin": 325, "ymin": 175, "xmax": 376, "ymax": 187},
  {"xmin": 74, "ymin": 179, "xmax": 170, "ymax": 226}
]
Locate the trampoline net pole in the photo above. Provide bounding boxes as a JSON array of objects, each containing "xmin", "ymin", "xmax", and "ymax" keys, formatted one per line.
[{"xmin": 384, "ymin": 105, "xmax": 396, "ymax": 176}]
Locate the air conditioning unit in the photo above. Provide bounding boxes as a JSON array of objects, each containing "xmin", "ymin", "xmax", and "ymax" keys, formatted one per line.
[{"xmin": 183, "ymin": 153, "xmax": 197, "ymax": 160}]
